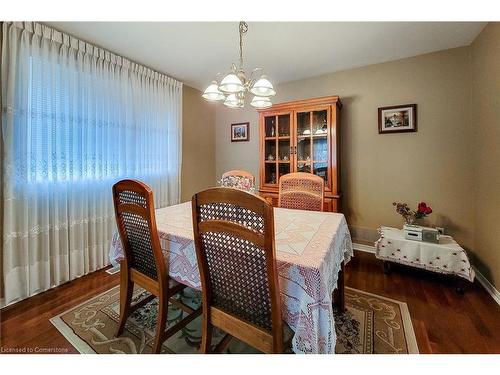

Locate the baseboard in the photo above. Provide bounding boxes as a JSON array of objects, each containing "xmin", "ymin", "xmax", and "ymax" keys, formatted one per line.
[
  {"xmin": 473, "ymin": 266, "xmax": 500, "ymax": 306},
  {"xmin": 352, "ymin": 241, "xmax": 500, "ymax": 307},
  {"xmin": 352, "ymin": 242, "xmax": 376, "ymax": 254},
  {"xmin": 349, "ymin": 226, "xmax": 380, "ymax": 243}
]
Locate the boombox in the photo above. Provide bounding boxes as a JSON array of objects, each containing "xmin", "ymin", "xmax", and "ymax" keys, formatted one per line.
[{"xmin": 403, "ymin": 225, "xmax": 440, "ymax": 243}]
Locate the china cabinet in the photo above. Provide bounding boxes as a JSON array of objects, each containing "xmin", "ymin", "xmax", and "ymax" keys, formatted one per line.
[{"xmin": 258, "ymin": 96, "xmax": 342, "ymax": 212}]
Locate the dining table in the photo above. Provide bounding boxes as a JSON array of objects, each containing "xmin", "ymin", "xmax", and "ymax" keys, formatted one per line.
[{"xmin": 109, "ymin": 201, "xmax": 353, "ymax": 354}]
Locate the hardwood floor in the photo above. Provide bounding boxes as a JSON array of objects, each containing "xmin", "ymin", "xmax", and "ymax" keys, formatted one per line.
[
  {"xmin": 346, "ymin": 251, "xmax": 500, "ymax": 353},
  {"xmin": 1, "ymin": 250, "xmax": 499, "ymax": 354},
  {"xmin": 0, "ymin": 267, "xmax": 119, "ymax": 354}
]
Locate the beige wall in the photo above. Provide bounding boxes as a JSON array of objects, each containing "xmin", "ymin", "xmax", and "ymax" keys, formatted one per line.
[
  {"xmin": 181, "ymin": 85, "xmax": 216, "ymax": 202},
  {"xmin": 215, "ymin": 105, "xmax": 261, "ymax": 185},
  {"xmin": 216, "ymin": 47, "xmax": 476, "ymax": 248},
  {"xmin": 471, "ymin": 23, "xmax": 500, "ymax": 288}
]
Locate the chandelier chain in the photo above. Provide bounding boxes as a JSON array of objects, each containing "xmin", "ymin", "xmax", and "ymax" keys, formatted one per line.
[
  {"xmin": 239, "ymin": 21, "xmax": 248, "ymax": 69},
  {"xmin": 202, "ymin": 21, "xmax": 274, "ymax": 109}
]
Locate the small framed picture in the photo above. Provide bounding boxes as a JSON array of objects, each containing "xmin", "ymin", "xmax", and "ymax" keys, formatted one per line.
[
  {"xmin": 378, "ymin": 104, "xmax": 417, "ymax": 134},
  {"xmin": 231, "ymin": 122, "xmax": 250, "ymax": 142}
]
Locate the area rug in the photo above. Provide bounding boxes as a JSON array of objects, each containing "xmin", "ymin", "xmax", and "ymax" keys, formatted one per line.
[{"xmin": 50, "ymin": 286, "xmax": 418, "ymax": 354}]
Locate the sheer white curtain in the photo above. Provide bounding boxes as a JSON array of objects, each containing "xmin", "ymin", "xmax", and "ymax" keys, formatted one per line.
[{"xmin": 1, "ymin": 22, "xmax": 183, "ymax": 307}]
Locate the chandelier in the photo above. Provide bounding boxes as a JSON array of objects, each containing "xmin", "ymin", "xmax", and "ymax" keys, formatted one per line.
[{"xmin": 202, "ymin": 22, "xmax": 276, "ymax": 109}]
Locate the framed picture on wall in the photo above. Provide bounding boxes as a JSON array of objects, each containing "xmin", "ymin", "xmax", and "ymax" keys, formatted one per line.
[
  {"xmin": 231, "ymin": 122, "xmax": 250, "ymax": 142},
  {"xmin": 378, "ymin": 104, "xmax": 417, "ymax": 134}
]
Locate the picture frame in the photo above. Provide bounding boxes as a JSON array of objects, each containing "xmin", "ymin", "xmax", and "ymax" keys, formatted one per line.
[
  {"xmin": 231, "ymin": 122, "xmax": 250, "ymax": 142},
  {"xmin": 378, "ymin": 104, "xmax": 417, "ymax": 134}
]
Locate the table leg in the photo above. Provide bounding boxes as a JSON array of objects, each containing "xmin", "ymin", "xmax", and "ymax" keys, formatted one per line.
[{"xmin": 333, "ymin": 262, "xmax": 345, "ymax": 312}]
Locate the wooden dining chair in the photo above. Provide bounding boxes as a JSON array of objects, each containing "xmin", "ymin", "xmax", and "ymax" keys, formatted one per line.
[
  {"xmin": 220, "ymin": 170, "xmax": 256, "ymax": 192},
  {"xmin": 112, "ymin": 179, "xmax": 201, "ymax": 353},
  {"xmin": 191, "ymin": 187, "xmax": 290, "ymax": 353},
  {"xmin": 278, "ymin": 172, "xmax": 324, "ymax": 212}
]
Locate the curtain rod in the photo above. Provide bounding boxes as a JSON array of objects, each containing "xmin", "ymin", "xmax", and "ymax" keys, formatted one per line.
[{"xmin": 37, "ymin": 21, "xmax": 184, "ymax": 85}]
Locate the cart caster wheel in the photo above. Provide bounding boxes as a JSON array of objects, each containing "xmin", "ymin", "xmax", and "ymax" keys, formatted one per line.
[
  {"xmin": 383, "ymin": 261, "xmax": 391, "ymax": 274},
  {"xmin": 455, "ymin": 279, "xmax": 468, "ymax": 295}
]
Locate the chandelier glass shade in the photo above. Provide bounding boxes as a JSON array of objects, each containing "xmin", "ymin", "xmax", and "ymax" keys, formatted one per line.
[
  {"xmin": 250, "ymin": 95, "xmax": 272, "ymax": 109},
  {"xmin": 201, "ymin": 81, "xmax": 225, "ymax": 102},
  {"xmin": 249, "ymin": 76, "xmax": 276, "ymax": 97},
  {"xmin": 201, "ymin": 22, "xmax": 276, "ymax": 109},
  {"xmin": 219, "ymin": 73, "xmax": 245, "ymax": 93},
  {"xmin": 224, "ymin": 93, "xmax": 244, "ymax": 109}
]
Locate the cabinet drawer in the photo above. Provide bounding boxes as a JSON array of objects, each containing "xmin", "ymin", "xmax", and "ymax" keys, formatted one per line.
[{"xmin": 259, "ymin": 191, "xmax": 341, "ymax": 213}]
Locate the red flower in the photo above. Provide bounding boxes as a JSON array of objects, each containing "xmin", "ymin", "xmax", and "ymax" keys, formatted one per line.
[
  {"xmin": 412, "ymin": 201, "xmax": 433, "ymax": 218},
  {"xmin": 418, "ymin": 202, "xmax": 427, "ymax": 212}
]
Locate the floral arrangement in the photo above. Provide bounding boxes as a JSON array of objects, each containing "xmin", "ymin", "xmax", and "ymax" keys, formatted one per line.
[{"xmin": 393, "ymin": 201, "xmax": 432, "ymax": 225}]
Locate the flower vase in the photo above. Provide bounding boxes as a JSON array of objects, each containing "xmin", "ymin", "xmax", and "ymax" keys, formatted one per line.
[{"xmin": 403, "ymin": 214, "xmax": 416, "ymax": 226}]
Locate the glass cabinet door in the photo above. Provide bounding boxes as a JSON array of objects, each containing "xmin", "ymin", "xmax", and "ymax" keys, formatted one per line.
[
  {"xmin": 263, "ymin": 113, "xmax": 291, "ymax": 186},
  {"xmin": 294, "ymin": 108, "xmax": 330, "ymax": 190}
]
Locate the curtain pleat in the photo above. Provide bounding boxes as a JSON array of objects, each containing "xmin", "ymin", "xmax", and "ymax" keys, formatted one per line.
[{"xmin": 1, "ymin": 22, "xmax": 183, "ymax": 307}]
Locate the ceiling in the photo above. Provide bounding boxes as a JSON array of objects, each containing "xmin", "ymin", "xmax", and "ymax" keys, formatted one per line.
[{"xmin": 47, "ymin": 22, "xmax": 486, "ymax": 90}]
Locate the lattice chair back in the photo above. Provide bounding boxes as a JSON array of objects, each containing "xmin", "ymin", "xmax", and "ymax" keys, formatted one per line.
[
  {"xmin": 220, "ymin": 170, "xmax": 256, "ymax": 192},
  {"xmin": 278, "ymin": 172, "xmax": 324, "ymax": 212},
  {"xmin": 112, "ymin": 179, "xmax": 167, "ymax": 282},
  {"xmin": 192, "ymin": 187, "xmax": 284, "ymax": 351}
]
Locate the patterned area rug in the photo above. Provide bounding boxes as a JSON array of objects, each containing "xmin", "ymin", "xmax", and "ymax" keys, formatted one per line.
[{"xmin": 50, "ymin": 286, "xmax": 418, "ymax": 354}]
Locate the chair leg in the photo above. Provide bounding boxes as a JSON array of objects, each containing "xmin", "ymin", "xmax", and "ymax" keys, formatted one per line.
[
  {"xmin": 116, "ymin": 270, "xmax": 133, "ymax": 337},
  {"xmin": 152, "ymin": 294, "xmax": 168, "ymax": 354},
  {"xmin": 200, "ymin": 315, "xmax": 213, "ymax": 354}
]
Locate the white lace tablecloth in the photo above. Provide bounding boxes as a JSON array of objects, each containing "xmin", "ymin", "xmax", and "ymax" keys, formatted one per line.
[
  {"xmin": 109, "ymin": 202, "xmax": 353, "ymax": 354},
  {"xmin": 375, "ymin": 226, "xmax": 475, "ymax": 282}
]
